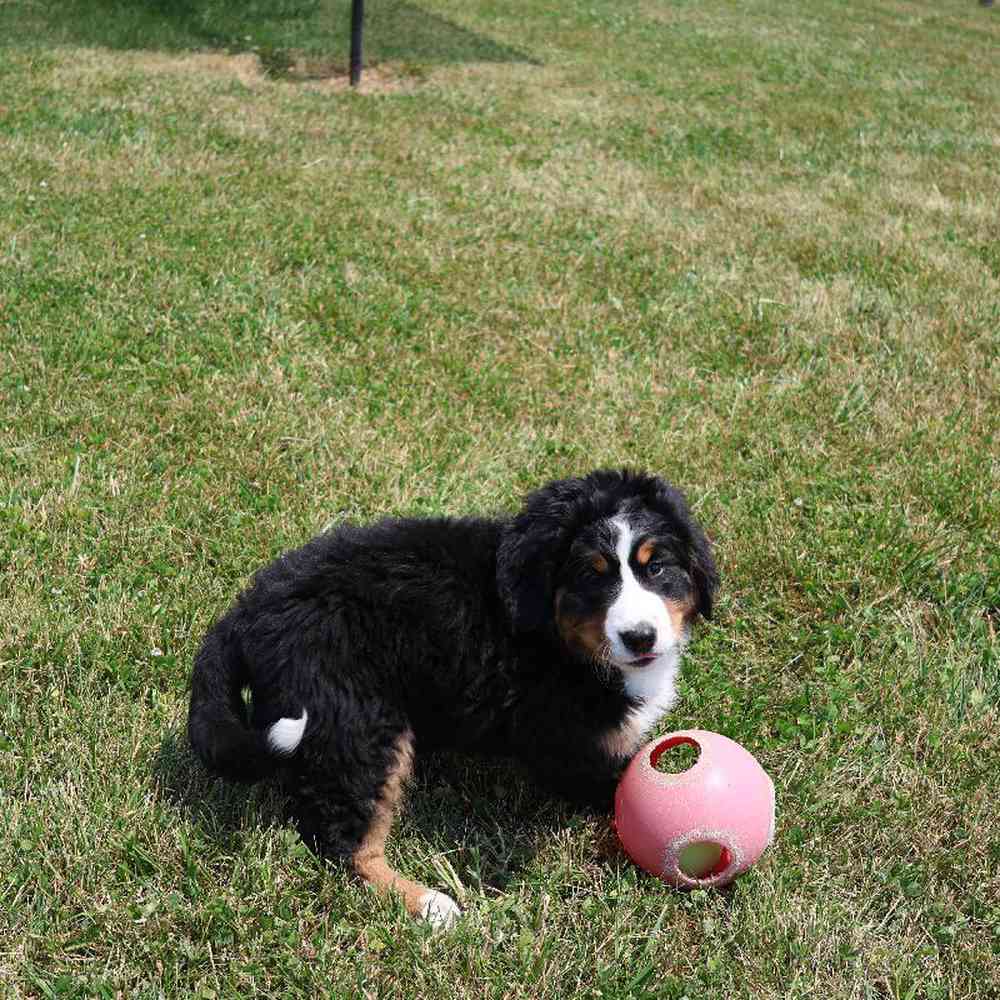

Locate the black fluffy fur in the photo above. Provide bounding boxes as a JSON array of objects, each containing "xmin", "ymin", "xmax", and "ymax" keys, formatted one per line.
[{"xmin": 188, "ymin": 469, "xmax": 717, "ymax": 863}]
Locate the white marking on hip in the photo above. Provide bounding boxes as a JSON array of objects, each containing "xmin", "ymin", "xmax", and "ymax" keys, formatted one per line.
[{"xmin": 267, "ymin": 709, "xmax": 308, "ymax": 755}]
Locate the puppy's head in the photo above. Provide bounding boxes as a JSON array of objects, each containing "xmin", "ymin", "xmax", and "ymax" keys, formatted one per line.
[{"xmin": 497, "ymin": 469, "xmax": 717, "ymax": 673}]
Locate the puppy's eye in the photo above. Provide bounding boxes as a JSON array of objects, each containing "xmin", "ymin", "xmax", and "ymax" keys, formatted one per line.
[{"xmin": 647, "ymin": 559, "xmax": 681, "ymax": 580}]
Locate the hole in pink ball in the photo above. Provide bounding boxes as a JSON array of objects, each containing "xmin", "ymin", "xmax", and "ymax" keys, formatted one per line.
[
  {"xmin": 649, "ymin": 736, "xmax": 700, "ymax": 773},
  {"xmin": 678, "ymin": 842, "xmax": 732, "ymax": 880}
]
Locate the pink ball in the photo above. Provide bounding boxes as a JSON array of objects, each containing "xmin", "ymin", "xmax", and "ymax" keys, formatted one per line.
[{"xmin": 614, "ymin": 730, "xmax": 775, "ymax": 888}]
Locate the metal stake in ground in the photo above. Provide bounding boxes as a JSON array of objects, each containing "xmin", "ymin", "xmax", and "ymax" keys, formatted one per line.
[{"xmin": 350, "ymin": 0, "xmax": 364, "ymax": 86}]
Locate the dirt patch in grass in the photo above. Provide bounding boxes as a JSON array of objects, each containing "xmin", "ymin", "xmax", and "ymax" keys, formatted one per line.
[
  {"xmin": 151, "ymin": 51, "xmax": 266, "ymax": 88},
  {"xmin": 48, "ymin": 48, "xmax": 268, "ymax": 89},
  {"xmin": 58, "ymin": 47, "xmax": 418, "ymax": 94},
  {"xmin": 296, "ymin": 60, "xmax": 418, "ymax": 95}
]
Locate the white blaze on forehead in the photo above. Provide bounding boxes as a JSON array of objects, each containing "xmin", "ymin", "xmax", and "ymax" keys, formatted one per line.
[{"xmin": 605, "ymin": 518, "xmax": 674, "ymax": 660}]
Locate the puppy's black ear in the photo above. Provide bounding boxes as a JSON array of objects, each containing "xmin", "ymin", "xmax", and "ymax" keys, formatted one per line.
[
  {"xmin": 646, "ymin": 477, "xmax": 719, "ymax": 620},
  {"xmin": 496, "ymin": 475, "xmax": 605, "ymax": 635},
  {"xmin": 496, "ymin": 510, "xmax": 561, "ymax": 635},
  {"xmin": 688, "ymin": 524, "xmax": 719, "ymax": 620}
]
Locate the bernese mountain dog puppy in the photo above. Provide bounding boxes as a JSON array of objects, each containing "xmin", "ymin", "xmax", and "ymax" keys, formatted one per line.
[{"xmin": 188, "ymin": 469, "xmax": 717, "ymax": 928}]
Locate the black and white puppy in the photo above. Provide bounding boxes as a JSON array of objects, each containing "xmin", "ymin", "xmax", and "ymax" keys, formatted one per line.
[{"xmin": 188, "ymin": 469, "xmax": 717, "ymax": 927}]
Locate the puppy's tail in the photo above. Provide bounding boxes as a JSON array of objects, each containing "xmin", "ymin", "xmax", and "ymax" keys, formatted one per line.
[{"xmin": 187, "ymin": 622, "xmax": 307, "ymax": 783}]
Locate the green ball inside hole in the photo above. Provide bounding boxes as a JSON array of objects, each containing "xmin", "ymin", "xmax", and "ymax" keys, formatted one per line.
[{"xmin": 678, "ymin": 841, "xmax": 726, "ymax": 878}]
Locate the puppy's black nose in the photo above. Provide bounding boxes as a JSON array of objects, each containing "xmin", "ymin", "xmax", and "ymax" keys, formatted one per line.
[{"xmin": 620, "ymin": 625, "xmax": 656, "ymax": 655}]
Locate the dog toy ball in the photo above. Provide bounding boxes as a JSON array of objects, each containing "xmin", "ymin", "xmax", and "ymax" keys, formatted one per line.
[{"xmin": 614, "ymin": 729, "xmax": 775, "ymax": 888}]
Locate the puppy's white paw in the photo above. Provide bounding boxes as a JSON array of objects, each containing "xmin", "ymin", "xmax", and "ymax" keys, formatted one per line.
[{"xmin": 418, "ymin": 890, "xmax": 462, "ymax": 930}]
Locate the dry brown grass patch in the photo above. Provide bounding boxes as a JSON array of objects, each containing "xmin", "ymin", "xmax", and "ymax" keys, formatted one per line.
[
  {"xmin": 295, "ymin": 60, "xmax": 415, "ymax": 94},
  {"xmin": 51, "ymin": 45, "xmax": 418, "ymax": 94}
]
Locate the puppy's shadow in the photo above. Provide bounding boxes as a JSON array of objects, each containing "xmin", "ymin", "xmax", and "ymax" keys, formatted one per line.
[
  {"xmin": 399, "ymin": 752, "xmax": 597, "ymax": 895},
  {"xmin": 153, "ymin": 727, "xmax": 291, "ymax": 851},
  {"xmin": 153, "ymin": 728, "xmax": 606, "ymax": 895}
]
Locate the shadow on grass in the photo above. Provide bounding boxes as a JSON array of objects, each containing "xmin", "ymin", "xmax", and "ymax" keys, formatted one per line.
[
  {"xmin": 153, "ymin": 728, "xmax": 597, "ymax": 895},
  {"xmin": 404, "ymin": 752, "xmax": 594, "ymax": 894},
  {"xmin": 153, "ymin": 728, "xmax": 291, "ymax": 852},
  {"xmin": 4, "ymin": 0, "xmax": 540, "ymax": 74}
]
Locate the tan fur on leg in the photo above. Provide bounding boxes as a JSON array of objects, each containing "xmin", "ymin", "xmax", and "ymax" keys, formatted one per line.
[{"xmin": 352, "ymin": 730, "xmax": 460, "ymax": 927}]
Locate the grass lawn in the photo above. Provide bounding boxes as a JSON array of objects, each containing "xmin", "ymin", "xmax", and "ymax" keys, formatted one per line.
[{"xmin": 1, "ymin": 0, "xmax": 998, "ymax": 996}]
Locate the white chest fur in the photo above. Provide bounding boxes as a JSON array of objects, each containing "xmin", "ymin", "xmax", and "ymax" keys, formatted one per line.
[{"xmin": 603, "ymin": 649, "xmax": 681, "ymax": 758}]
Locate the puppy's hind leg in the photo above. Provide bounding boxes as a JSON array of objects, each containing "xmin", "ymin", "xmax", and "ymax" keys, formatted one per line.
[
  {"xmin": 291, "ymin": 726, "xmax": 461, "ymax": 929},
  {"xmin": 352, "ymin": 730, "xmax": 462, "ymax": 929}
]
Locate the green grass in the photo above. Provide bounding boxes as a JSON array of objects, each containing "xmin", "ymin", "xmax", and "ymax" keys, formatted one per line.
[{"xmin": 2, "ymin": 0, "xmax": 999, "ymax": 996}]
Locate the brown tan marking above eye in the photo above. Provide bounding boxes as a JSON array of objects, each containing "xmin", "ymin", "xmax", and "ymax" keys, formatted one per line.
[
  {"xmin": 591, "ymin": 554, "xmax": 610, "ymax": 574},
  {"xmin": 636, "ymin": 540, "xmax": 656, "ymax": 566}
]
